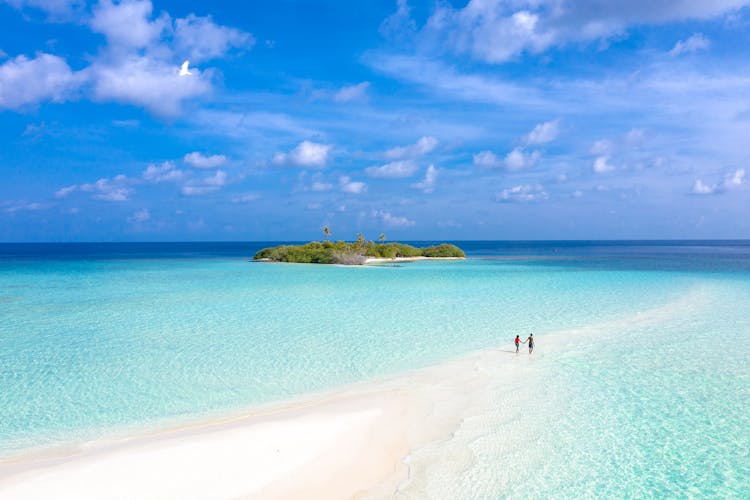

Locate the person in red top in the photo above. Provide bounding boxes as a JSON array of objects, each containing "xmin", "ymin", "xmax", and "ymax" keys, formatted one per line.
[{"xmin": 514, "ymin": 335, "xmax": 521, "ymax": 353}]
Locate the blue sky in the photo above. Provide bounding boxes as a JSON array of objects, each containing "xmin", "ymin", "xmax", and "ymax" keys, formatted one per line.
[{"xmin": 1, "ymin": 0, "xmax": 749, "ymax": 241}]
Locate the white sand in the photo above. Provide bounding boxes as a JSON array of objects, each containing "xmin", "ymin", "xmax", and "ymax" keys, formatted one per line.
[
  {"xmin": 364, "ymin": 256, "xmax": 464, "ymax": 264},
  {"xmin": 0, "ymin": 285, "xmax": 708, "ymax": 499},
  {"xmin": 0, "ymin": 348, "xmax": 507, "ymax": 500}
]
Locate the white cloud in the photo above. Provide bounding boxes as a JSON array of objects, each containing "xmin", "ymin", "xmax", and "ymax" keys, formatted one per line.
[
  {"xmin": 89, "ymin": 56, "xmax": 213, "ymax": 117},
  {"xmin": 473, "ymin": 148, "xmax": 538, "ymax": 169},
  {"xmin": 496, "ymin": 184, "xmax": 548, "ymax": 202},
  {"xmin": 725, "ymin": 168, "xmax": 745, "ymax": 187},
  {"xmin": 142, "ymin": 161, "xmax": 184, "ymax": 182},
  {"xmin": 174, "ymin": 14, "xmax": 254, "ymax": 63},
  {"xmin": 692, "ymin": 179, "xmax": 717, "ymax": 195},
  {"xmin": 422, "ymin": 0, "xmax": 747, "ymax": 63},
  {"xmin": 365, "ymin": 159, "xmax": 419, "ymax": 178},
  {"xmin": 693, "ymin": 168, "xmax": 746, "ymax": 195},
  {"xmin": 80, "ymin": 175, "xmax": 132, "ymax": 201},
  {"xmin": 379, "ymin": 0, "xmax": 417, "ymax": 41},
  {"xmin": 0, "ymin": 53, "xmax": 82, "ymax": 109},
  {"xmin": 180, "ymin": 170, "xmax": 227, "ymax": 196},
  {"xmin": 332, "ymin": 82, "xmax": 370, "ymax": 102},
  {"xmin": 3, "ymin": 201, "xmax": 45, "ymax": 213},
  {"xmin": 473, "ymin": 150, "xmax": 502, "ymax": 168},
  {"xmin": 90, "ymin": 0, "xmax": 170, "ymax": 50},
  {"xmin": 670, "ymin": 33, "xmax": 711, "ymax": 56},
  {"xmin": 3, "ymin": 0, "xmax": 84, "ymax": 18},
  {"xmin": 273, "ymin": 141, "xmax": 332, "ymax": 168},
  {"xmin": 504, "ymin": 147, "xmax": 540, "ymax": 170},
  {"xmin": 411, "ymin": 164, "xmax": 438, "ymax": 193},
  {"xmin": 54, "ymin": 184, "xmax": 77, "ymax": 199},
  {"xmin": 524, "ymin": 119, "xmax": 559, "ymax": 145},
  {"xmin": 87, "ymin": 0, "xmax": 252, "ymax": 115},
  {"xmin": 384, "ymin": 136, "xmax": 438, "ymax": 160},
  {"xmin": 593, "ymin": 155, "xmax": 616, "ymax": 173},
  {"xmin": 128, "ymin": 208, "xmax": 150, "ymax": 223},
  {"xmin": 183, "ymin": 152, "xmax": 228, "ymax": 168},
  {"xmin": 373, "ymin": 209, "xmax": 415, "ymax": 227},
  {"xmin": 339, "ymin": 176, "xmax": 367, "ymax": 194}
]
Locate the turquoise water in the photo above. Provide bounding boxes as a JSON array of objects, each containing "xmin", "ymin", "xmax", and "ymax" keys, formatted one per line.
[{"xmin": 1, "ymin": 242, "xmax": 749, "ymax": 497}]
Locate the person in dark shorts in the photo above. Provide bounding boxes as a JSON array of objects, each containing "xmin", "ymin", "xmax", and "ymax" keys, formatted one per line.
[
  {"xmin": 514, "ymin": 335, "xmax": 521, "ymax": 353},
  {"xmin": 523, "ymin": 334, "xmax": 534, "ymax": 354}
]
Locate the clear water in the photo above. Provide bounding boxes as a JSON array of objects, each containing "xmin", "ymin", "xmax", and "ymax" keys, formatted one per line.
[{"xmin": 1, "ymin": 242, "xmax": 748, "ymax": 497}]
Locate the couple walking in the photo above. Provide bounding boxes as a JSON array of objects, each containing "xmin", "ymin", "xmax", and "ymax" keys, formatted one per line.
[{"xmin": 514, "ymin": 334, "xmax": 534, "ymax": 354}]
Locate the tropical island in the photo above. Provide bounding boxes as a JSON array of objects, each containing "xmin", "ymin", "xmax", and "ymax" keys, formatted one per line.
[{"xmin": 254, "ymin": 230, "xmax": 465, "ymax": 265}]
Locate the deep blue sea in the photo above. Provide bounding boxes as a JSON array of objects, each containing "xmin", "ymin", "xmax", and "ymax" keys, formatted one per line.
[{"xmin": 1, "ymin": 241, "xmax": 748, "ymax": 497}]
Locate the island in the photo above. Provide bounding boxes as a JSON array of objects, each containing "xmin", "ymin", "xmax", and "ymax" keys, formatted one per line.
[{"xmin": 253, "ymin": 237, "xmax": 465, "ymax": 265}]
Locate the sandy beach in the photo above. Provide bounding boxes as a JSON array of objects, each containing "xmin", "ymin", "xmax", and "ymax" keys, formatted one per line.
[
  {"xmin": 0, "ymin": 346, "xmax": 512, "ymax": 499},
  {"xmin": 0, "ymin": 284, "xmax": 707, "ymax": 500}
]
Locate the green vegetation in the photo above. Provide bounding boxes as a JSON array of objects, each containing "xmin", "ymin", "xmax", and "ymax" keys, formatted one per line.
[{"xmin": 253, "ymin": 239, "xmax": 465, "ymax": 264}]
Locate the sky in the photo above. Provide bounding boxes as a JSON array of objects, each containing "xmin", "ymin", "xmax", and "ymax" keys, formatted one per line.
[{"xmin": 1, "ymin": 0, "xmax": 749, "ymax": 242}]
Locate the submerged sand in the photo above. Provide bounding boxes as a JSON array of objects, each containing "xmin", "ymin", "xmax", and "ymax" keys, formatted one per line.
[{"xmin": 0, "ymin": 285, "xmax": 709, "ymax": 499}]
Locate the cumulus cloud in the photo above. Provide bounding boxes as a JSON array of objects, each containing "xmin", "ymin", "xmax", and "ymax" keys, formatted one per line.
[
  {"xmin": 523, "ymin": 119, "xmax": 559, "ymax": 145},
  {"xmin": 3, "ymin": 0, "xmax": 251, "ymax": 116},
  {"xmin": 726, "ymin": 168, "xmax": 745, "ymax": 187},
  {"xmin": 87, "ymin": 1, "xmax": 252, "ymax": 115},
  {"xmin": 180, "ymin": 170, "xmax": 227, "ymax": 196},
  {"xmin": 670, "ymin": 33, "xmax": 711, "ymax": 56},
  {"xmin": 332, "ymin": 82, "xmax": 370, "ymax": 102},
  {"xmin": 127, "ymin": 208, "xmax": 150, "ymax": 223},
  {"xmin": 273, "ymin": 141, "xmax": 332, "ymax": 168},
  {"xmin": 473, "ymin": 150, "xmax": 502, "ymax": 168},
  {"xmin": 473, "ymin": 148, "xmax": 538, "ymax": 169},
  {"xmin": 183, "ymin": 152, "xmax": 228, "ymax": 168},
  {"xmin": 174, "ymin": 14, "xmax": 253, "ymax": 62},
  {"xmin": 421, "ymin": 0, "xmax": 747, "ymax": 63},
  {"xmin": 692, "ymin": 179, "xmax": 716, "ymax": 195},
  {"xmin": 693, "ymin": 168, "xmax": 745, "ymax": 195},
  {"xmin": 373, "ymin": 209, "xmax": 415, "ymax": 227},
  {"xmin": 411, "ymin": 164, "xmax": 438, "ymax": 193},
  {"xmin": 339, "ymin": 176, "xmax": 367, "ymax": 194},
  {"xmin": 365, "ymin": 160, "xmax": 419, "ymax": 178},
  {"xmin": 0, "ymin": 53, "xmax": 82, "ymax": 109},
  {"xmin": 504, "ymin": 147, "xmax": 540, "ymax": 170},
  {"xmin": 80, "ymin": 174, "xmax": 132, "ymax": 201},
  {"xmin": 384, "ymin": 136, "xmax": 438, "ymax": 160},
  {"xmin": 593, "ymin": 156, "xmax": 616, "ymax": 173},
  {"xmin": 142, "ymin": 161, "xmax": 184, "ymax": 182},
  {"xmin": 90, "ymin": 0, "xmax": 170, "ymax": 50},
  {"xmin": 89, "ymin": 56, "xmax": 213, "ymax": 117},
  {"xmin": 496, "ymin": 184, "xmax": 548, "ymax": 202}
]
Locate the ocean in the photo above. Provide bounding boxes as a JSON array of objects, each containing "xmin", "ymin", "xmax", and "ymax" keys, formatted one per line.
[{"xmin": 1, "ymin": 241, "xmax": 748, "ymax": 497}]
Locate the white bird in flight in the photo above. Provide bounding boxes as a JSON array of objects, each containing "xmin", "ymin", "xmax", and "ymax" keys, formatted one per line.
[{"xmin": 179, "ymin": 60, "xmax": 192, "ymax": 76}]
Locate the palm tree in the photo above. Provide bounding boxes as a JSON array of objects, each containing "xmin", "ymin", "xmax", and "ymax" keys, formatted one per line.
[
  {"xmin": 323, "ymin": 225, "xmax": 330, "ymax": 241},
  {"xmin": 379, "ymin": 233, "xmax": 386, "ymax": 244},
  {"xmin": 356, "ymin": 232, "xmax": 364, "ymax": 246}
]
